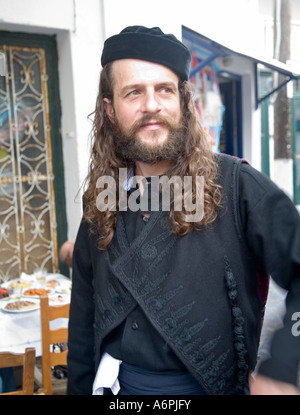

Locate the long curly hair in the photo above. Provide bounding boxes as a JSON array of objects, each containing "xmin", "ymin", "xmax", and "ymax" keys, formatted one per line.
[{"xmin": 84, "ymin": 62, "xmax": 222, "ymax": 250}]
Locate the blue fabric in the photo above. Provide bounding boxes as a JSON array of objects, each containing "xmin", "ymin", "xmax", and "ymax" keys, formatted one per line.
[
  {"xmin": 0, "ymin": 368, "xmax": 16, "ymax": 393},
  {"xmin": 117, "ymin": 362, "xmax": 207, "ymax": 395}
]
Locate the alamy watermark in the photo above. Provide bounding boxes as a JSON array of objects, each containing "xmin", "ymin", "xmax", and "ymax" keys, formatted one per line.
[
  {"xmin": 95, "ymin": 168, "xmax": 204, "ymax": 222},
  {"xmin": 292, "ymin": 312, "xmax": 300, "ymax": 337}
]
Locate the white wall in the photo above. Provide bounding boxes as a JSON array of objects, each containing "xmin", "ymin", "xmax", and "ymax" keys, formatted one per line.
[
  {"xmin": 102, "ymin": 0, "xmax": 264, "ymax": 57},
  {"xmin": 0, "ymin": 0, "xmax": 74, "ymax": 32},
  {"xmin": 0, "ymin": 0, "xmax": 105, "ymax": 240},
  {"xmin": 56, "ymin": 0, "xmax": 104, "ymax": 240}
]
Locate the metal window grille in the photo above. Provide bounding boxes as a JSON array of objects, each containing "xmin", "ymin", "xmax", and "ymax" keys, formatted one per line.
[{"xmin": 0, "ymin": 45, "xmax": 58, "ymax": 282}]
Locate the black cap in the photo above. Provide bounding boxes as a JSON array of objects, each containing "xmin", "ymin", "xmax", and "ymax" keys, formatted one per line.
[{"xmin": 101, "ymin": 26, "xmax": 191, "ymax": 82}]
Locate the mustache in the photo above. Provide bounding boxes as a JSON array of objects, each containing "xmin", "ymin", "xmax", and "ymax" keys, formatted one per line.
[
  {"xmin": 127, "ymin": 114, "xmax": 179, "ymax": 135},
  {"xmin": 111, "ymin": 113, "xmax": 186, "ymax": 164}
]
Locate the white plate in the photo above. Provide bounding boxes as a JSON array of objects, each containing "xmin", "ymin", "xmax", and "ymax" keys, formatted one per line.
[
  {"xmin": 48, "ymin": 293, "xmax": 70, "ymax": 306},
  {"xmin": 22, "ymin": 287, "xmax": 55, "ymax": 298},
  {"xmin": 2, "ymin": 279, "xmax": 32, "ymax": 290},
  {"xmin": 45, "ymin": 277, "xmax": 61, "ymax": 289},
  {"xmin": 55, "ymin": 281, "xmax": 72, "ymax": 294},
  {"xmin": 1, "ymin": 299, "xmax": 40, "ymax": 313}
]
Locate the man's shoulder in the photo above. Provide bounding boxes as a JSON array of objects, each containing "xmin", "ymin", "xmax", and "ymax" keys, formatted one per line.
[
  {"xmin": 215, "ymin": 152, "xmax": 248, "ymax": 167},
  {"xmin": 214, "ymin": 153, "xmax": 247, "ymax": 183},
  {"xmin": 215, "ymin": 152, "xmax": 263, "ymax": 183}
]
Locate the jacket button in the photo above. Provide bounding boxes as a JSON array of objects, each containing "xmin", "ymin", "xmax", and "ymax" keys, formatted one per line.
[{"xmin": 131, "ymin": 322, "xmax": 139, "ymax": 330}]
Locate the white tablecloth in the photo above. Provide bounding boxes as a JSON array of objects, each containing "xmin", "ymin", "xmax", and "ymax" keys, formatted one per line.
[
  {"xmin": 0, "ymin": 307, "xmax": 42, "ymax": 355},
  {"xmin": 0, "ymin": 274, "xmax": 71, "ymax": 356}
]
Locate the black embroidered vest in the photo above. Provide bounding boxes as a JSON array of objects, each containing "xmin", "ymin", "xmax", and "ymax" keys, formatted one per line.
[{"xmin": 91, "ymin": 154, "xmax": 267, "ymax": 395}]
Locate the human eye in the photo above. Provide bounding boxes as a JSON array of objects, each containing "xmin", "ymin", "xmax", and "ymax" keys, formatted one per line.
[
  {"xmin": 129, "ymin": 90, "xmax": 140, "ymax": 96},
  {"xmin": 159, "ymin": 84, "xmax": 176, "ymax": 95},
  {"xmin": 125, "ymin": 88, "xmax": 141, "ymax": 98},
  {"xmin": 121, "ymin": 86, "xmax": 141, "ymax": 99}
]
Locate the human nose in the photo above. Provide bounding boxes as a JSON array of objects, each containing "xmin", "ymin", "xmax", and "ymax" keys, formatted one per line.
[{"xmin": 142, "ymin": 90, "xmax": 161, "ymax": 113}]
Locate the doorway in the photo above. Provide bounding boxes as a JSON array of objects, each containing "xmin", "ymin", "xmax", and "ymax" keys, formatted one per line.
[{"xmin": 218, "ymin": 75, "xmax": 243, "ymax": 157}]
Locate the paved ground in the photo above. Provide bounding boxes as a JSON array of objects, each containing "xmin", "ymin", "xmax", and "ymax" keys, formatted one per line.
[
  {"xmin": 257, "ymin": 278, "xmax": 287, "ymax": 364},
  {"xmin": 256, "ymin": 278, "xmax": 300, "ymax": 388}
]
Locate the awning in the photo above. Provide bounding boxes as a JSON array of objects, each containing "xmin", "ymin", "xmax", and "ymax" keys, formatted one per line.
[{"xmin": 182, "ymin": 25, "xmax": 300, "ymax": 108}]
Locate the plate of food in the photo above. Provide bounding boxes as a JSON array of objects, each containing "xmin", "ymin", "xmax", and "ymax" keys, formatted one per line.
[
  {"xmin": 0, "ymin": 287, "xmax": 12, "ymax": 300},
  {"xmin": 45, "ymin": 278, "xmax": 61, "ymax": 289},
  {"xmin": 1, "ymin": 299, "xmax": 40, "ymax": 313},
  {"xmin": 22, "ymin": 287, "xmax": 55, "ymax": 298},
  {"xmin": 6, "ymin": 279, "xmax": 32, "ymax": 291},
  {"xmin": 48, "ymin": 293, "xmax": 70, "ymax": 306},
  {"xmin": 55, "ymin": 281, "xmax": 72, "ymax": 294}
]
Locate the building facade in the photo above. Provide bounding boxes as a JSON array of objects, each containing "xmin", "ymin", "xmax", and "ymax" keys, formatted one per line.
[{"xmin": 0, "ymin": 0, "xmax": 299, "ymax": 280}]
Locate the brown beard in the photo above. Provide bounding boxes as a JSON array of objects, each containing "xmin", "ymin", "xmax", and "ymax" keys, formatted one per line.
[{"xmin": 111, "ymin": 114, "xmax": 187, "ymax": 165}]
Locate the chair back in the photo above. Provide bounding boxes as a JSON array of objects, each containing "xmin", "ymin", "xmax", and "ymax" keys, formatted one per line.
[
  {"xmin": 40, "ymin": 295, "xmax": 69, "ymax": 395},
  {"xmin": 0, "ymin": 348, "xmax": 36, "ymax": 395}
]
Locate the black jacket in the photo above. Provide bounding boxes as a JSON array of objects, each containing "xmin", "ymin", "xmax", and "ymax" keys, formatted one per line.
[{"xmin": 67, "ymin": 154, "xmax": 300, "ymax": 394}]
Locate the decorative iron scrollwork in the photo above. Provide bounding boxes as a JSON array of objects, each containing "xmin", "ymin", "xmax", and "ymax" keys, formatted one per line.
[{"xmin": 0, "ymin": 45, "xmax": 58, "ymax": 282}]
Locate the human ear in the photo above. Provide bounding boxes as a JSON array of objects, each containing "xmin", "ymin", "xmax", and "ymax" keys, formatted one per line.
[{"xmin": 103, "ymin": 98, "xmax": 115, "ymax": 122}]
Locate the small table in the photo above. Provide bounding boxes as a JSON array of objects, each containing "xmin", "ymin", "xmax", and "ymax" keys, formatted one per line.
[{"xmin": 0, "ymin": 273, "xmax": 71, "ymax": 356}]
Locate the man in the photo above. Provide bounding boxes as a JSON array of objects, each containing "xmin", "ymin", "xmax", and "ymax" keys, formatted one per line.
[{"xmin": 67, "ymin": 26, "xmax": 300, "ymax": 395}]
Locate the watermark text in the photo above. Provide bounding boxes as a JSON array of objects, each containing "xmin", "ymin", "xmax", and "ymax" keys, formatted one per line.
[{"xmin": 96, "ymin": 168, "xmax": 204, "ymax": 222}]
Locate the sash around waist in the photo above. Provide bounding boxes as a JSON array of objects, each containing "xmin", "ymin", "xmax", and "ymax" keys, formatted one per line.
[{"xmin": 117, "ymin": 362, "xmax": 207, "ymax": 395}]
